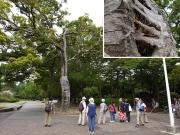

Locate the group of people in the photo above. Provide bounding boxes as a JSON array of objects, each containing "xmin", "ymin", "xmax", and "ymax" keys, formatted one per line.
[
  {"xmin": 43, "ymin": 96, "xmax": 155, "ymax": 132},
  {"xmin": 78, "ymin": 96, "xmax": 150, "ymax": 133},
  {"xmin": 108, "ymin": 98, "xmax": 131, "ymax": 123},
  {"xmin": 78, "ymin": 97, "xmax": 96, "ymax": 133}
]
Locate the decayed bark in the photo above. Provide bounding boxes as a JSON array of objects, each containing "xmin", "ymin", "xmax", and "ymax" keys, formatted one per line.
[
  {"xmin": 104, "ymin": 0, "xmax": 177, "ymax": 57},
  {"xmin": 57, "ymin": 29, "xmax": 70, "ymax": 111}
]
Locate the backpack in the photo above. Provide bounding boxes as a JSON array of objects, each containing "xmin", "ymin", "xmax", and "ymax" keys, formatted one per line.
[
  {"xmin": 103, "ymin": 104, "xmax": 108, "ymax": 113},
  {"xmin": 140, "ymin": 105, "xmax": 144, "ymax": 112},
  {"xmin": 78, "ymin": 102, "xmax": 84, "ymax": 112},
  {"xmin": 45, "ymin": 102, "xmax": 52, "ymax": 112},
  {"xmin": 155, "ymin": 102, "xmax": 159, "ymax": 108}
]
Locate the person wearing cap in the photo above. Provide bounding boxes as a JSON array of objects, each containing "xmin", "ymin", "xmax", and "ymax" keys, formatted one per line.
[
  {"xmin": 124, "ymin": 99, "xmax": 131, "ymax": 122},
  {"xmin": 78, "ymin": 96, "xmax": 87, "ymax": 126},
  {"xmin": 86, "ymin": 97, "xmax": 96, "ymax": 133},
  {"xmin": 98, "ymin": 98, "xmax": 107, "ymax": 124},
  {"xmin": 135, "ymin": 98, "xmax": 144, "ymax": 127}
]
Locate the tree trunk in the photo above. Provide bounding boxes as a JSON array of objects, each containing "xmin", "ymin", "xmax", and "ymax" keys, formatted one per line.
[
  {"xmin": 132, "ymin": 87, "xmax": 135, "ymax": 109},
  {"xmin": 104, "ymin": 0, "xmax": 177, "ymax": 57},
  {"xmin": 99, "ymin": 86, "xmax": 102, "ymax": 98},
  {"xmin": 60, "ymin": 76, "xmax": 70, "ymax": 111},
  {"xmin": 57, "ymin": 29, "xmax": 70, "ymax": 111},
  {"xmin": 153, "ymin": 75, "xmax": 159, "ymax": 101}
]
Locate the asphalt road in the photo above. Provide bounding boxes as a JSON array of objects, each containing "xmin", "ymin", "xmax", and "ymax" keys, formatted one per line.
[{"xmin": 0, "ymin": 101, "xmax": 179, "ymax": 135}]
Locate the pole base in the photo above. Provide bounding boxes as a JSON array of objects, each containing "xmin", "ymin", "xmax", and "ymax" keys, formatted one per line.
[{"xmin": 166, "ymin": 125, "xmax": 180, "ymax": 134}]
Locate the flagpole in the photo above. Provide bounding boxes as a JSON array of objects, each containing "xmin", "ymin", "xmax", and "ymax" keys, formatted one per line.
[{"xmin": 162, "ymin": 58, "xmax": 174, "ymax": 126}]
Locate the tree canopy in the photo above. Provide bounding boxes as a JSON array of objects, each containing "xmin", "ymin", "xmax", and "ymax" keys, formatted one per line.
[{"xmin": 0, "ymin": 0, "xmax": 180, "ymax": 106}]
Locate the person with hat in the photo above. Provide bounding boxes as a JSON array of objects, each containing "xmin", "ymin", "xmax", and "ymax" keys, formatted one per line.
[
  {"xmin": 86, "ymin": 97, "xmax": 96, "ymax": 133},
  {"xmin": 78, "ymin": 96, "xmax": 87, "ymax": 126},
  {"xmin": 135, "ymin": 98, "xmax": 144, "ymax": 127},
  {"xmin": 98, "ymin": 98, "xmax": 107, "ymax": 124}
]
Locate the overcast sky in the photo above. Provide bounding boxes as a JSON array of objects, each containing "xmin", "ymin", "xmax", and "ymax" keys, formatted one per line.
[{"xmin": 62, "ymin": 0, "xmax": 104, "ymax": 26}]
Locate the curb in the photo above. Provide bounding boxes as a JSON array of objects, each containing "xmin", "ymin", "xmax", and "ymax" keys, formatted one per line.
[{"xmin": 0, "ymin": 105, "xmax": 22, "ymax": 113}]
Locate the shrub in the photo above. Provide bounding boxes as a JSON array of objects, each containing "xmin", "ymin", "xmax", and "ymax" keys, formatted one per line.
[
  {"xmin": 0, "ymin": 97, "xmax": 19, "ymax": 103},
  {"xmin": 0, "ymin": 90, "xmax": 13, "ymax": 98}
]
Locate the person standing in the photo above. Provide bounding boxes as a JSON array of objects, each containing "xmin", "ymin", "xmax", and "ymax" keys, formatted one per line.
[
  {"xmin": 124, "ymin": 99, "xmax": 130, "ymax": 122},
  {"xmin": 118, "ymin": 98, "xmax": 126, "ymax": 123},
  {"xmin": 152, "ymin": 98, "xmax": 157, "ymax": 113},
  {"xmin": 108, "ymin": 101, "xmax": 116, "ymax": 122},
  {"xmin": 135, "ymin": 98, "xmax": 144, "ymax": 127},
  {"xmin": 78, "ymin": 96, "xmax": 87, "ymax": 126},
  {"xmin": 87, "ymin": 97, "xmax": 96, "ymax": 133},
  {"xmin": 45, "ymin": 97, "xmax": 54, "ymax": 127},
  {"xmin": 177, "ymin": 98, "xmax": 180, "ymax": 118},
  {"xmin": 140, "ymin": 98, "xmax": 148, "ymax": 123},
  {"xmin": 174, "ymin": 98, "xmax": 180, "ymax": 118},
  {"xmin": 98, "ymin": 99, "xmax": 107, "ymax": 124}
]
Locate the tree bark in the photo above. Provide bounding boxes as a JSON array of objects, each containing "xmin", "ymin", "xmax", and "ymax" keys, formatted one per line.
[
  {"xmin": 104, "ymin": 0, "xmax": 177, "ymax": 57},
  {"xmin": 153, "ymin": 74, "xmax": 159, "ymax": 101},
  {"xmin": 57, "ymin": 29, "xmax": 70, "ymax": 111}
]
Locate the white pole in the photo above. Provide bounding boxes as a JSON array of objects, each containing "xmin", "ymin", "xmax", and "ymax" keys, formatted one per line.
[{"xmin": 163, "ymin": 58, "xmax": 174, "ymax": 126}]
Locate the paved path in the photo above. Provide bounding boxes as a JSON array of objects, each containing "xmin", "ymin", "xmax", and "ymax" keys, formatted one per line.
[{"xmin": 0, "ymin": 101, "xmax": 180, "ymax": 135}]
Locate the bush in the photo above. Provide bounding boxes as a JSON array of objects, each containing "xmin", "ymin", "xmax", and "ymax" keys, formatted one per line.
[
  {"xmin": 159, "ymin": 91, "xmax": 180, "ymax": 108},
  {"xmin": 14, "ymin": 95, "xmax": 20, "ymax": 99},
  {"xmin": 0, "ymin": 97, "xmax": 19, "ymax": 103},
  {"xmin": 0, "ymin": 90, "xmax": 13, "ymax": 98}
]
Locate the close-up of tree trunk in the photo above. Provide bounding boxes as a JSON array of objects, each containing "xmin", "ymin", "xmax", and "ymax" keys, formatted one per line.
[{"xmin": 104, "ymin": 0, "xmax": 178, "ymax": 57}]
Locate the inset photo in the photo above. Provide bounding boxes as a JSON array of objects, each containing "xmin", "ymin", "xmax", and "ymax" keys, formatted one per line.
[{"xmin": 104, "ymin": 0, "xmax": 179, "ymax": 57}]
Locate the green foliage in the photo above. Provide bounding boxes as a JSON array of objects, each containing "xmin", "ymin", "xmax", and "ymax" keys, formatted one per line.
[
  {"xmin": 84, "ymin": 86, "xmax": 99, "ymax": 97},
  {"xmin": 158, "ymin": 91, "xmax": 180, "ymax": 108},
  {"xmin": 0, "ymin": 0, "xmax": 180, "ymax": 104},
  {"xmin": 18, "ymin": 80, "xmax": 44, "ymax": 99},
  {"xmin": 0, "ymin": 97, "xmax": 19, "ymax": 103}
]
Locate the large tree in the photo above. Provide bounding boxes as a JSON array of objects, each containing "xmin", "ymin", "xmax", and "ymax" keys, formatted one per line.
[
  {"xmin": 104, "ymin": 0, "xmax": 177, "ymax": 57},
  {"xmin": 0, "ymin": 0, "xmax": 102, "ymax": 111}
]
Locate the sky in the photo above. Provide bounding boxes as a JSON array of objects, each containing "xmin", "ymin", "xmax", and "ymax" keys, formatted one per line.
[{"xmin": 62, "ymin": 0, "xmax": 104, "ymax": 27}]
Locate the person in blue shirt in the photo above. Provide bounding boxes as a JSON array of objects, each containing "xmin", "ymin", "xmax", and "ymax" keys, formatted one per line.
[
  {"xmin": 135, "ymin": 98, "xmax": 144, "ymax": 127},
  {"xmin": 86, "ymin": 97, "xmax": 96, "ymax": 133}
]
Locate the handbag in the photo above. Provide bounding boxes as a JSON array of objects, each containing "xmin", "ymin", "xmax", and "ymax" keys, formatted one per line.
[{"xmin": 129, "ymin": 104, "xmax": 132, "ymax": 112}]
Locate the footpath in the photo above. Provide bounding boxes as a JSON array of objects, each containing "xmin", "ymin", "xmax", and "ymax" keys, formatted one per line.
[{"xmin": 0, "ymin": 101, "xmax": 180, "ymax": 135}]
